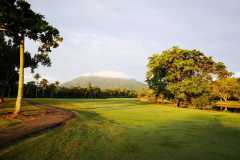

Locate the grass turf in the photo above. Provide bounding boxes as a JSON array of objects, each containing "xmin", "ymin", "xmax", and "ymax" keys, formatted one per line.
[{"xmin": 0, "ymin": 98, "xmax": 240, "ymax": 160}]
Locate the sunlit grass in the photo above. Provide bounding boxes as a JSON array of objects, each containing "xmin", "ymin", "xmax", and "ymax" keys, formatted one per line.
[{"xmin": 0, "ymin": 98, "xmax": 240, "ymax": 160}]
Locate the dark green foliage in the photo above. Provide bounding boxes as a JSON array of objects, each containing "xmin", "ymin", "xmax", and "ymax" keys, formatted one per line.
[
  {"xmin": 55, "ymin": 87, "xmax": 137, "ymax": 98},
  {"xmin": 0, "ymin": 0, "xmax": 62, "ymax": 52},
  {"xmin": 0, "ymin": 0, "xmax": 63, "ymax": 70},
  {"xmin": 191, "ymin": 94, "xmax": 210, "ymax": 108},
  {"xmin": 6, "ymin": 80, "xmax": 137, "ymax": 98},
  {"xmin": 0, "ymin": 32, "xmax": 34, "ymax": 99}
]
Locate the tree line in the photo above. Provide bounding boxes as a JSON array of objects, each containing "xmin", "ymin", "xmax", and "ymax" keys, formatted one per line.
[{"xmin": 3, "ymin": 74, "xmax": 137, "ymax": 99}]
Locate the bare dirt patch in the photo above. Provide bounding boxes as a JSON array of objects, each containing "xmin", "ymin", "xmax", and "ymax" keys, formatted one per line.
[{"xmin": 0, "ymin": 102, "xmax": 74, "ymax": 148}]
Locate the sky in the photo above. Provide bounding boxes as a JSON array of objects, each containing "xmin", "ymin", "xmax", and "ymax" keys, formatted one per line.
[{"xmin": 26, "ymin": 0, "xmax": 240, "ymax": 83}]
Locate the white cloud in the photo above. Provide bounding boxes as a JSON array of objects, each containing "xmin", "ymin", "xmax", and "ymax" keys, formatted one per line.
[
  {"xmin": 81, "ymin": 70, "xmax": 129, "ymax": 79},
  {"xmin": 26, "ymin": 0, "xmax": 240, "ymax": 83},
  {"xmin": 25, "ymin": 72, "xmax": 34, "ymax": 83},
  {"xmin": 25, "ymin": 68, "xmax": 56, "ymax": 83}
]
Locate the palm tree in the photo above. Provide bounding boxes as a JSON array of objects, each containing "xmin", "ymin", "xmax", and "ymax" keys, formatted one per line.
[
  {"xmin": 34, "ymin": 73, "xmax": 41, "ymax": 97},
  {"xmin": 40, "ymin": 79, "xmax": 48, "ymax": 97},
  {"xmin": 54, "ymin": 81, "xmax": 60, "ymax": 97}
]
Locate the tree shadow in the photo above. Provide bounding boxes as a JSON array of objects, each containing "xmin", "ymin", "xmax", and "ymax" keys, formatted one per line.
[
  {"xmin": 114, "ymin": 115, "xmax": 240, "ymax": 160},
  {"xmin": 1, "ymin": 108, "xmax": 240, "ymax": 160}
]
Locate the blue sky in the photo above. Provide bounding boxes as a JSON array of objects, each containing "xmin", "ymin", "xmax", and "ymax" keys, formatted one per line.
[{"xmin": 26, "ymin": 0, "xmax": 240, "ymax": 82}]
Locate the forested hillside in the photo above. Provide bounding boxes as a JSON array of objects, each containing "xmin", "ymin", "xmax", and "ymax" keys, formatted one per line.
[{"xmin": 62, "ymin": 76, "xmax": 146, "ymax": 90}]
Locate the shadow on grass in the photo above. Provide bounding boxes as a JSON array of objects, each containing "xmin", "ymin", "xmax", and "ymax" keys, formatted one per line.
[
  {"xmin": 1, "ymin": 108, "xmax": 240, "ymax": 160},
  {"xmin": 114, "ymin": 116, "xmax": 240, "ymax": 160}
]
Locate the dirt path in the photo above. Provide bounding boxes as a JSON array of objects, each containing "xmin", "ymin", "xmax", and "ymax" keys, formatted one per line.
[{"xmin": 0, "ymin": 102, "xmax": 74, "ymax": 148}]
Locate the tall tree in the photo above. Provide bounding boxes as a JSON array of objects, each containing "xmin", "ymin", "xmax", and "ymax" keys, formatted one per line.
[
  {"xmin": 40, "ymin": 78, "xmax": 48, "ymax": 97},
  {"xmin": 0, "ymin": 0, "xmax": 62, "ymax": 116},
  {"xmin": 54, "ymin": 81, "xmax": 60, "ymax": 97},
  {"xmin": 33, "ymin": 73, "xmax": 41, "ymax": 97},
  {"xmin": 146, "ymin": 47, "xmax": 230, "ymax": 107}
]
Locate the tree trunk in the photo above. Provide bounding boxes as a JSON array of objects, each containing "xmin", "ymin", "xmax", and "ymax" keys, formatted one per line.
[
  {"xmin": 35, "ymin": 87, "xmax": 38, "ymax": 98},
  {"xmin": 14, "ymin": 35, "xmax": 24, "ymax": 117},
  {"xmin": 223, "ymin": 97, "xmax": 227, "ymax": 102},
  {"xmin": 0, "ymin": 84, "xmax": 6, "ymax": 103},
  {"xmin": 0, "ymin": 97, "xmax": 4, "ymax": 103},
  {"xmin": 7, "ymin": 84, "xmax": 11, "ymax": 98},
  {"xmin": 42, "ymin": 89, "xmax": 45, "ymax": 97},
  {"xmin": 177, "ymin": 100, "xmax": 180, "ymax": 107}
]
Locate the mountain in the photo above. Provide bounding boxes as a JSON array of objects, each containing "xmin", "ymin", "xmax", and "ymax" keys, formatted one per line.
[{"xmin": 62, "ymin": 76, "xmax": 146, "ymax": 90}]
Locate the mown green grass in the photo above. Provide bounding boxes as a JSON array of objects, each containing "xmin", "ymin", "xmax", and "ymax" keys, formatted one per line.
[{"xmin": 0, "ymin": 98, "xmax": 240, "ymax": 160}]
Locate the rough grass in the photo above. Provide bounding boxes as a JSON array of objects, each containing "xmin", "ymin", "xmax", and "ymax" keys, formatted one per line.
[{"xmin": 0, "ymin": 98, "xmax": 240, "ymax": 160}]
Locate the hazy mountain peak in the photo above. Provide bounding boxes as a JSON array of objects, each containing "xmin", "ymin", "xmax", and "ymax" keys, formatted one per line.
[
  {"xmin": 62, "ymin": 76, "xmax": 146, "ymax": 90},
  {"xmin": 81, "ymin": 71, "xmax": 129, "ymax": 79}
]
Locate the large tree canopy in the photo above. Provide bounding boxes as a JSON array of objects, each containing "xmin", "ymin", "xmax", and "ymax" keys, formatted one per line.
[
  {"xmin": 0, "ymin": 0, "xmax": 62, "ymax": 44},
  {"xmin": 0, "ymin": 0, "xmax": 63, "ymax": 67},
  {"xmin": 146, "ymin": 47, "xmax": 231, "ymax": 107}
]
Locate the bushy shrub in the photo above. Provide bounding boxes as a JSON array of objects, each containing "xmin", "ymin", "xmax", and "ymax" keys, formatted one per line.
[
  {"xmin": 191, "ymin": 94, "xmax": 210, "ymax": 108},
  {"xmin": 137, "ymin": 88, "xmax": 157, "ymax": 103}
]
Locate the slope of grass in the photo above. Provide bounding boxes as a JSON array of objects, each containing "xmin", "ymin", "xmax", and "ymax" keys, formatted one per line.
[{"xmin": 0, "ymin": 98, "xmax": 240, "ymax": 160}]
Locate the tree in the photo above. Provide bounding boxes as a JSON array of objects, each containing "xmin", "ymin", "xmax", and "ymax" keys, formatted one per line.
[
  {"xmin": 39, "ymin": 78, "xmax": 48, "ymax": 97},
  {"xmin": 33, "ymin": 73, "xmax": 41, "ymax": 97},
  {"xmin": 0, "ymin": 32, "xmax": 34, "ymax": 103},
  {"xmin": 53, "ymin": 81, "xmax": 60, "ymax": 97},
  {"xmin": 0, "ymin": 0, "xmax": 62, "ymax": 116},
  {"xmin": 0, "ymin": 33, "xmax": 17, "ymax": 103},
  {"xmin": 211, "ymin": 78, "xmax": 240, "ymax": 101},
  {"xmin": 146, "ymin": 47, "xmax": 230, "ymax": 107},
  {"xmin": 25, "ymin": 81, "xmax": 36, "ymax": 98},
  {"xmin": 137, "ymin": 88, "xmax": 157, "ymax": 102}
]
